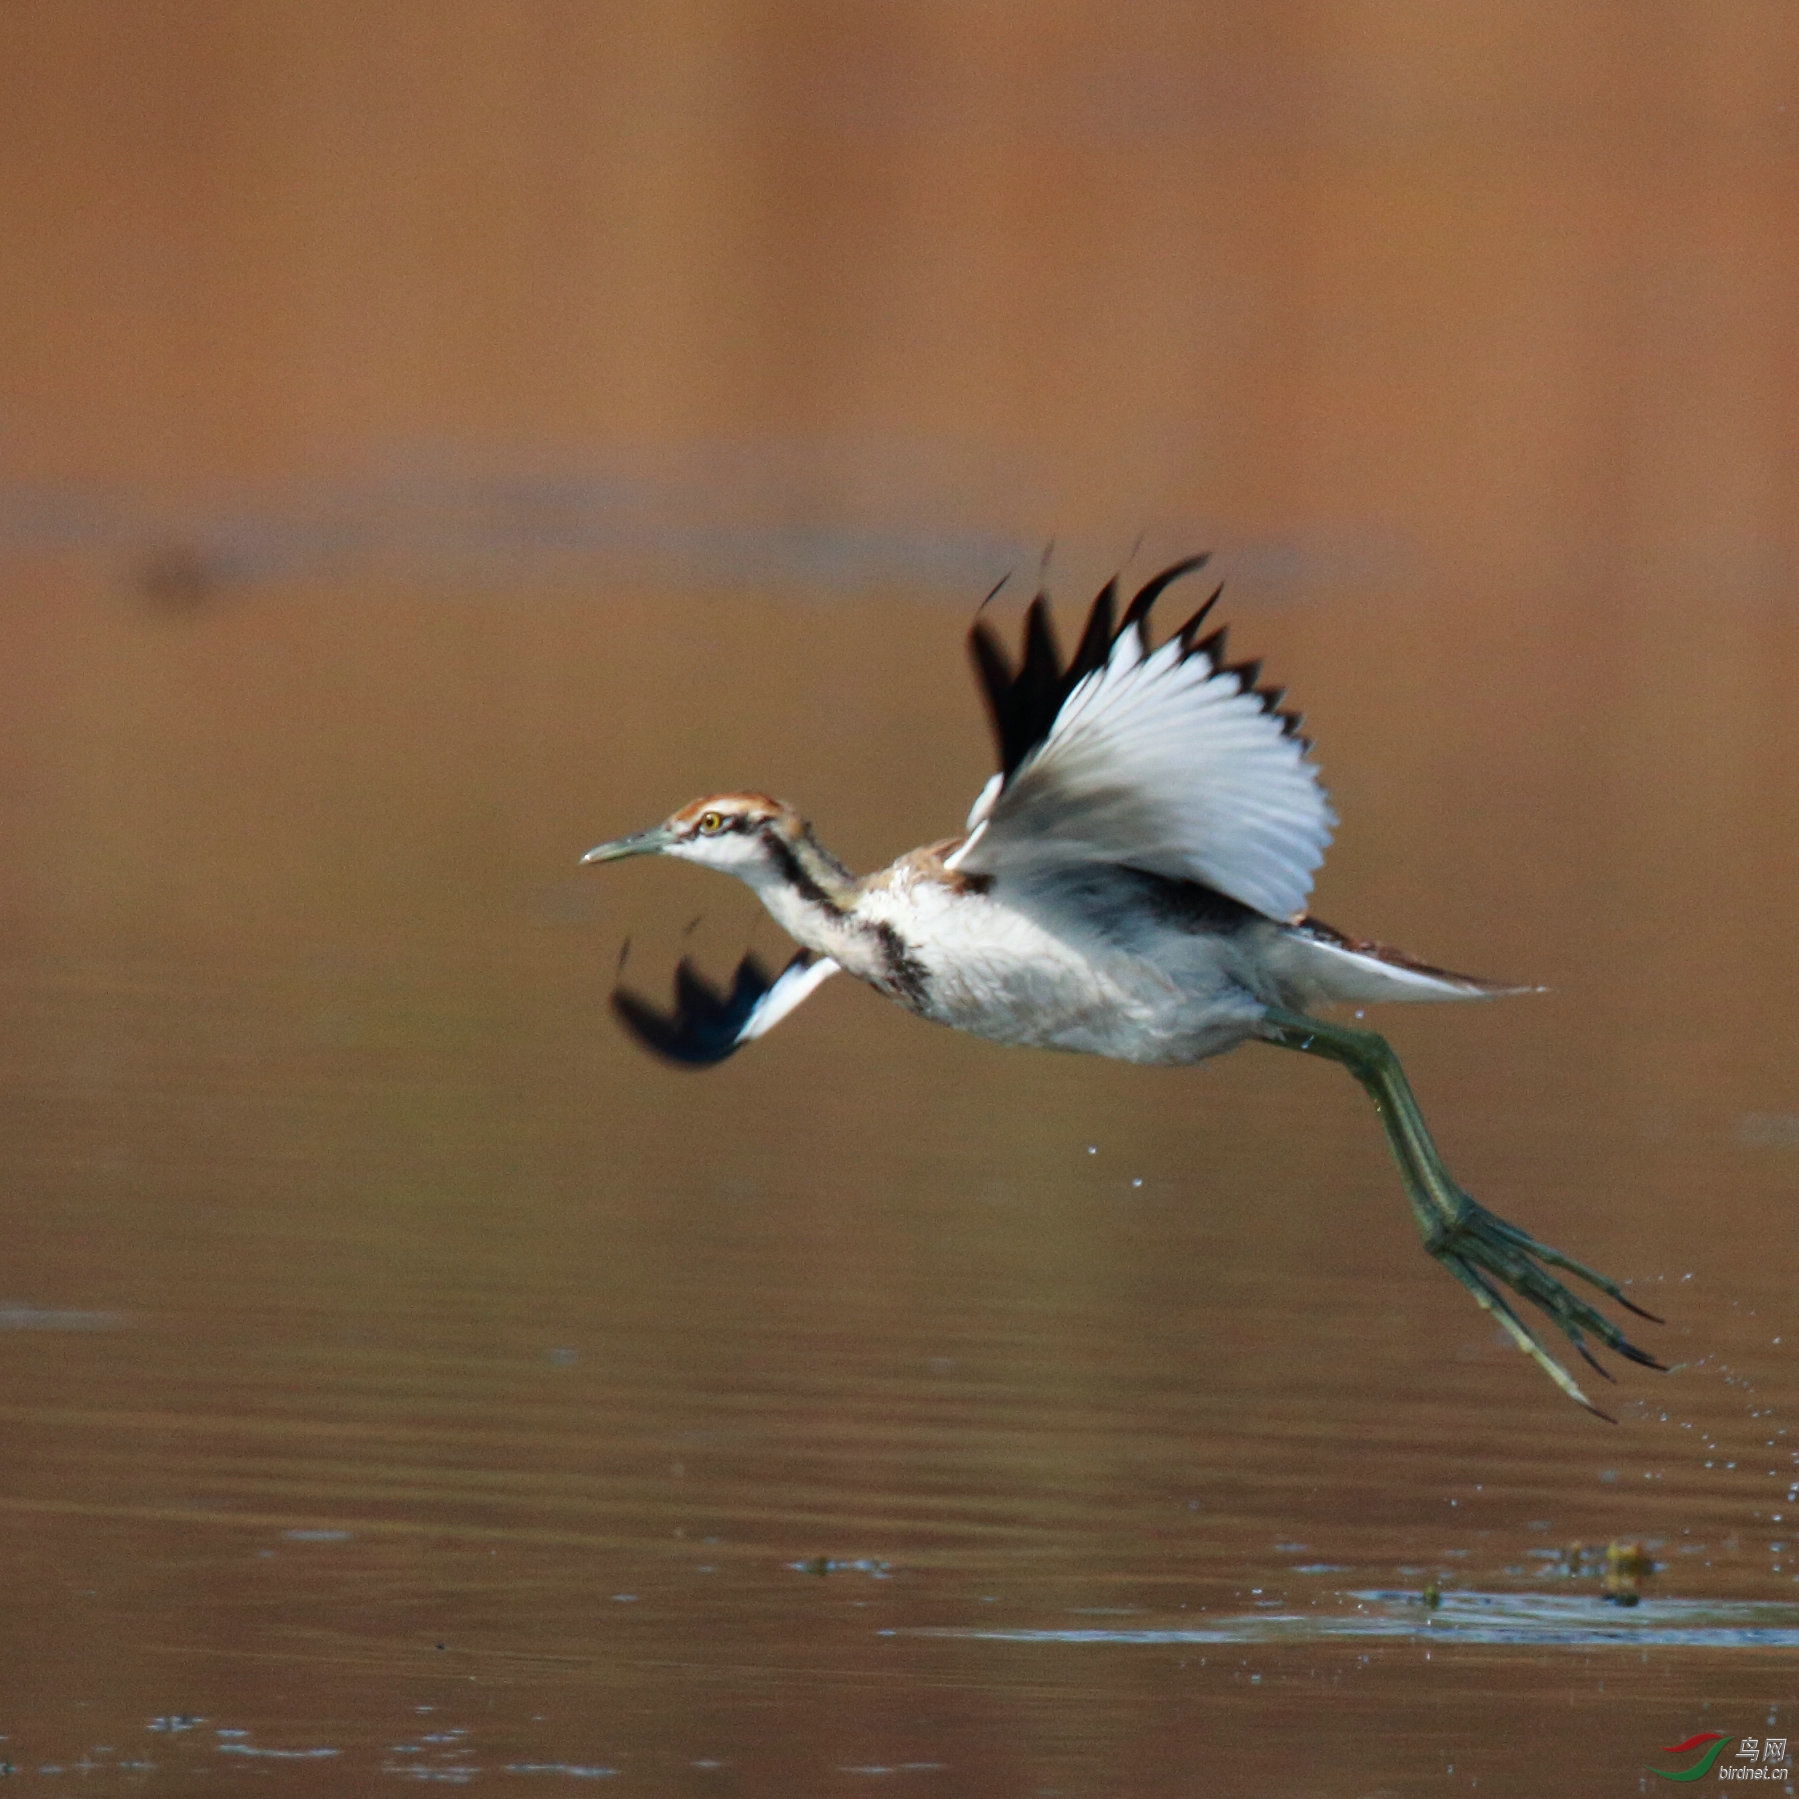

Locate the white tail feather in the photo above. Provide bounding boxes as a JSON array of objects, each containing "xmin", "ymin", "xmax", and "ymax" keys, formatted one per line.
[{"xmin": 1266, "ymin": 925, "xmax": 1530, "ymax": 1008}]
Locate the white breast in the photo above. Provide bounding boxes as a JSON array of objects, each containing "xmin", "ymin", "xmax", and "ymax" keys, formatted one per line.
[{"xmin": 854, "ymin": 873, "xmax": 1265, "ymax": 1065}]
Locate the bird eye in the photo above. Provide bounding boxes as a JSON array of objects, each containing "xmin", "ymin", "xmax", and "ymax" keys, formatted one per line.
[{"xmin": 698, "ymin": 810, "xmax": 724, "ymax": 835}]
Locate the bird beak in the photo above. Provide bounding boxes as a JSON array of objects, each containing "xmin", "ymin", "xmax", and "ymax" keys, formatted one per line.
[{"xmin": 580, "ymin": 824, "xmax": 674, "ymax": 865}]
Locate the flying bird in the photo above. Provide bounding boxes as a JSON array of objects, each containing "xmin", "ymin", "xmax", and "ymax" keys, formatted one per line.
[{"xmin": 583, "ymin": 557, "xmax": 1661, "ymax": 1415}]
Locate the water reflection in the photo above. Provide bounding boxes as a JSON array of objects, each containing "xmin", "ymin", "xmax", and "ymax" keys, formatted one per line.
[
  {"xmin": 2, "ymin": 2, "xmax": 1797, "ymax": 1792},
  {"xmin": 910, "ymin": 1588, "xmax": 1799, "ymax": 1650}
]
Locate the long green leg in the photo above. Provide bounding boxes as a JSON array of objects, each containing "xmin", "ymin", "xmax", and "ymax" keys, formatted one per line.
[{"xmin": 1255, "ymin": 1006, "xmax": 1664, "ymax": 1419}]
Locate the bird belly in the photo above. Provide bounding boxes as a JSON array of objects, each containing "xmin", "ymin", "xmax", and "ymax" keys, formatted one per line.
[{"xmin": 864, "ymin": 886, "xmax": 1263, "ymax": 1065}]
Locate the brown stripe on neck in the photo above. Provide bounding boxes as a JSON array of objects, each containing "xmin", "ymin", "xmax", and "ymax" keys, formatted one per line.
[{"xmin": 760, "ymin": 826, "xmax": 850, "ymax": 916}]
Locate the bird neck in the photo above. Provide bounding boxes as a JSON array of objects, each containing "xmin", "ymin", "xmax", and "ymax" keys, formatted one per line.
[{"xmin": 743, "ymin": 824, "xmax": 863, "ymax": 951}]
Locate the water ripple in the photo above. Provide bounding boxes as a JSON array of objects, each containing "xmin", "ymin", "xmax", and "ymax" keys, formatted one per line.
[{"xmin": 898, "ymin": 1589, "xmax": 1799, "ymax": 1650}]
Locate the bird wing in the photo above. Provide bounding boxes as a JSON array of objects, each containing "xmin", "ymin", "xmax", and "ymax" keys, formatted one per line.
[
  {"xmin": 612, "ymin": 949, "xmax": 840, "ymax": 1067},
  {"xmin": 952, "ymin": 557, "xmax": 1335, "ymax": 923}
]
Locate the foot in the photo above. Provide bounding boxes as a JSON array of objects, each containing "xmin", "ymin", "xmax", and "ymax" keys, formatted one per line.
[{"xmin": 1426, "ymin": 1187, "xmax": 1665, "ymax": 1420}]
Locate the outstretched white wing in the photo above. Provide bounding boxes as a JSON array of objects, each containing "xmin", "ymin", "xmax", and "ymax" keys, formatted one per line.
[
  {"xmin": 739, "ymin": 952, "xmax": 841, "ymax": 1042},
  {"xmin": 953, "ymin": 563, "xmax": 1335, "ymax": 923}
]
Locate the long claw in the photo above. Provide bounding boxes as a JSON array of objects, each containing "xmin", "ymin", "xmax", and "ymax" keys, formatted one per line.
[
  {"xmin": 1477, "ymin": 1215, "xmax": 1664, "ymax": 1323},
  {"xmin": 1428, "ymin": 1193, "xmax": 1668, "ymax": 1397},
  {"xmin": 1440, "ymin": 1256, "xmax": 1614, "ymax": 1421}
]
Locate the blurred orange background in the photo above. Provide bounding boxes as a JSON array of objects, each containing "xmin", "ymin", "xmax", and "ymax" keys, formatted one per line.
[{"xmin": 6, "ymin": 2, "xmax": 1794, "ymax": 575}]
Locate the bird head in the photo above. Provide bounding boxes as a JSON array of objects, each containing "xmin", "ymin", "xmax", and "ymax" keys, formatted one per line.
[{"xmin": 581, "ymin": 792, "xmax": 799, "ymax": 882}]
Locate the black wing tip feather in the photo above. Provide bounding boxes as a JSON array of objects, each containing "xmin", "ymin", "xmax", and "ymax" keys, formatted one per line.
[
  {"xmin": 968, "ymin": 619, "xmax": 1019, "ymax": 773},
  {"xmin": 1121, "ymin": 552, "xmax": 1212, "ymax": 633},
  {"xmin": 611, "ymin": 952, "xmax": 775, "ymax": 1067},
  {"xmin": 968, "ymin": 552, "xmax": 1313, "ymax": 775}
]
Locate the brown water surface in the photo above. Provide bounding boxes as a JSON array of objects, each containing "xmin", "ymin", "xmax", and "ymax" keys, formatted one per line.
[{"xmin": 1, "ymin": 6, "xmax": 1797, "ymax": 1795}]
